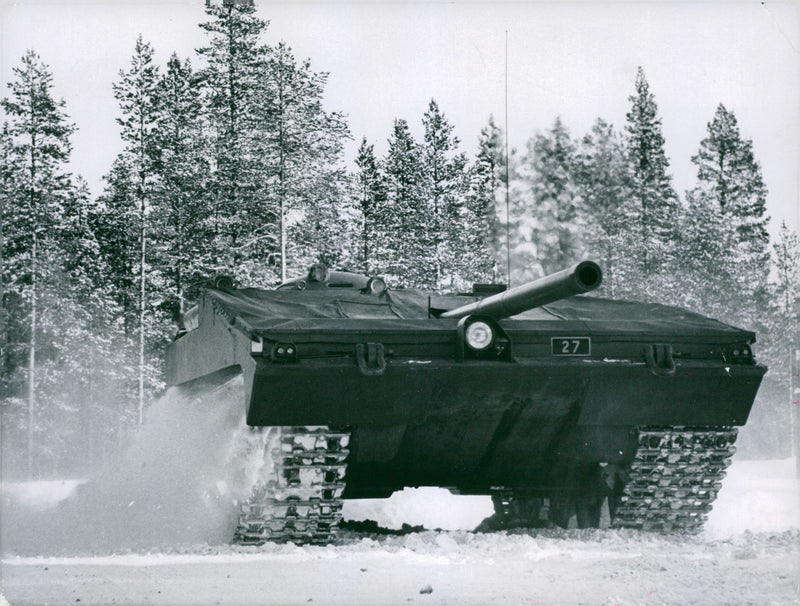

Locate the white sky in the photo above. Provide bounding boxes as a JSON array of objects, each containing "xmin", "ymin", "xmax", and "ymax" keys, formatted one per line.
[{"xmin": 2, "ymin": 0, "xmax": 799, "ymax": 241}]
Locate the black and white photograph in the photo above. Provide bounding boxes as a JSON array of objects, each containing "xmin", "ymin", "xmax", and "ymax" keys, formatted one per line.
[{"xmin": 1, "ymin": 1, "xmax": 798, "ymax": 604}]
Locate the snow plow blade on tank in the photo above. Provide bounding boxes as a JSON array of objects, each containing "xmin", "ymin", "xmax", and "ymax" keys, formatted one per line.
[{"xmin": 165, "ymin": 261, "xmax": 766, "ymax": 542}]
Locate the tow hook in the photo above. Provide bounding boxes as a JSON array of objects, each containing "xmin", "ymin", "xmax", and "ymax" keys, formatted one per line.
[
  {"xmin": 356, "ymin": 342, "xmax": 387, "ymax": 376},
  {"xmin": 644, "ymin": 343, "xmax": 676, "ymax": 377}
]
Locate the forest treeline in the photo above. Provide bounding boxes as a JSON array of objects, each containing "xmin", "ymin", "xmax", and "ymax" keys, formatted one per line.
[{"xmin": 1, "ymin": 3, "xmax": 798, "ymax": 477}]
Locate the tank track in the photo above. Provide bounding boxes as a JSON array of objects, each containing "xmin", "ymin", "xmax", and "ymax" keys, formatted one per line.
[
  {"xmin": 234, "ymin": 426, "xmax": 349, "ymax": 545},
  {"xmin": 611, "ymin": 426, "xmax": 738, "ymax": 533}
]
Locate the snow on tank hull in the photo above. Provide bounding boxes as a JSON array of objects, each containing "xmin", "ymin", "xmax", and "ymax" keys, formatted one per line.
[{"xmin": 165, "ymin": 262, "xmax": 766, "ymax": 536}]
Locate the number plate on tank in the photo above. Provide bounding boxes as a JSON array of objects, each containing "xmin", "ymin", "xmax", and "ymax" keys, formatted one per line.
[{"xmin": 551, "ymin": 337, "xmax": 591, "ymax": 356}]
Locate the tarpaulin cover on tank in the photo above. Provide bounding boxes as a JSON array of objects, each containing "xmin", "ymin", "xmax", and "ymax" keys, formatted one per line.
[{"xmin": 206, "ymin": 287, "xmax": 754, "ymax": 340}]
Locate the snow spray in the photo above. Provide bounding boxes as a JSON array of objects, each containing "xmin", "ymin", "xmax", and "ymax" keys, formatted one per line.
[{"xmin": 0, "ymin": 374, "xmax": 272, "ymax": 555}]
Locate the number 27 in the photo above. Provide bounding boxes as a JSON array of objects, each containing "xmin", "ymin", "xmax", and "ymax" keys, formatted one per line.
[{"xmin": 561, "ymin": 340, "xmax": 581, "ymax": 353}]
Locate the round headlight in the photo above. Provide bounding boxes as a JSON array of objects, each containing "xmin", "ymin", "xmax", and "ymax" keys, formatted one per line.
[
  {"xmin": 465, "ymin": 321, "xmax": 494, "ymax": 351},
  {"xmin": 367, "ymin": 276, "xmax": 387, "ymax": 295}
]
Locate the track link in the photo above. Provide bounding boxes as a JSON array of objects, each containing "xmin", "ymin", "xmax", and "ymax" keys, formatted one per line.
[
  {"xmin": 234, "ymin": 426, "xmax": 349, "ymax": 545},
  {"xmin": 611, "ymin": 426, "xmax": 737, "ymax": 533}
]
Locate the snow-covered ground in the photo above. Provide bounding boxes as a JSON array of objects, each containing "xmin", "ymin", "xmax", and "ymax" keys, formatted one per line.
[
  {"xmin": 1, "ymin": 385, "xmax": 798, "ymax": 605},
  {"xmin": 1, "ymin": 457, "xmax": 798, "ymax": 606},
  {"xmin": 1, "ymin": 527, "xmax": 797, "ymax": 606}
]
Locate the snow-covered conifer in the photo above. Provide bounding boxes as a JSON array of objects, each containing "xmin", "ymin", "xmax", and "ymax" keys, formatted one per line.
[
  {"xmin": 574, "ymin": 119, "xmax": 635, "ymax": 298},
  {"xmin": 379, "ymin": 119, "xmax": 428, "ymax": 287},
  {"xmin": 353, "ymin": 138, "xmax": 386, "ymax": 275},
  {"xmin": 421, "ymin": 99, "xmax": 469, "ymax": 289},
  {"xmin": 690, "ymin": 103, "xmax": 770, "ymax": 319},
  {"xmin": 462, "ymin": 116, "xmax": 504, "ymax": 285},
  {"xmin": 260, "ymin": 42, "xmax": 350, "ymax": 282},
  {"xmin": 625, "ymin": 67, "xmax": 679, "ymax": 273}
]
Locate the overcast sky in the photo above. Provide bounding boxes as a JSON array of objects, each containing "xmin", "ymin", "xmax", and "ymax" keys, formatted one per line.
[{"xmin": 2, "ymin": 0, "xmax": 798, "ymax": 241}]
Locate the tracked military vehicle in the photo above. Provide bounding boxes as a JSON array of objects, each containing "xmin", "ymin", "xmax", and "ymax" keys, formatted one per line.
[{"xmin": 165, "ymin": 261, "xmax": 766, "ymax": 543}]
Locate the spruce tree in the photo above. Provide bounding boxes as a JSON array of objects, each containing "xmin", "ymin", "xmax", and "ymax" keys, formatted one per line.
[
  {"xmin": 537, "ymin": 118, "xmax": 583, "ymax": 273},
  {"xmin": 1, "ymin": 52, "xmax": 120, "ymax": 475},
  {"xmin": 92, "ymin": 154, "xmax": 169, "ymax": 447},
  {"xmin": 39, "ymin": 177, "xmax": 130, "ymax": 472},
  {"xmin": 287, "ymin": 166, "xmax": 355, "ymax": 275},
  {"xmin": 625, "ymin": 67, "xmax": 679, "ymax": 275}
]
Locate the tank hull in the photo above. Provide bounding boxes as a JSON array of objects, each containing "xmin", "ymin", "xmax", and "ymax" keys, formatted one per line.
[
  {"xmin": 243, "ymin": 356, "xmax": 762, "ymax": 498},
  {"xmin": 165, "ymin": 278, "xmax": 766, "ymax": 530}
]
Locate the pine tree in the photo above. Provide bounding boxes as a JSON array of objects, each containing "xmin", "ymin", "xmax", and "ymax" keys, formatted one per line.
[
  {"xmin": 379, "ymin": 119, "xmax": 428, "ymax": 287},
  {"xmin": 513, "ymin": 118, "xmax": 582, "ymax": 279},
  {"xmin": 506, "ymin": 140, "xmax": 542, "ymax": 283},
  {"xmin": 150, "ymin": 53, "xmax": 209, "ymax": 320},
  {"xmin": 287, "ymin": 166, "xmax": 355, "ymax": 275},
  {"xmin": 462, "ymin": 115, "xmax": 503, "ymax": 284},
  {"xmin": 259, "ymin": 42, "xmax": 350, "ymax": 281},
  {"xmin": 92, "ymin": 156, "xmax": 141, "ymax": 331},
  {"xmin": 690, "ymin": 103, "xmax": 770, "ymax": 323},
  {"xmin": 353, "ymin": 137, "xmax": 385, "ymax": 275},
  {"xmin": 1, "ymin": 52, "xmax": 121, "ymax": 475},
  {"xmin": 741, "ymin": 222, "xmax": 800, "ymax": 458},
  {"xmin": 0, "ymin": 122, "xmax": 23, "ymax": 398},
  {"xmin": 39, "ymin": 177, "xmax": 132, "ymax": 473},
  {"xmin": 671, "ymin": 192, "xmax": 739, "ymax": 317},
  {"xmin": 763, "ymin": 221, "xmax": 800, "ymax": 395},
  {"xmin": 772, "ymin": 222, "xmax": 799, "ymax": 319},
  {"xmin": 574, "ymin": 119, "xmax": 635, "ymax": 297},
  {"xmin": 197, "ymin": 1, "xmax": 271, "ymax": 279},
  {"xmin": 421, "ymin": 99, "xmax": 468, "ymax": 289},
  {"xmin": 111, "ymin": 35, "xmax": 161, "ymax": 424},
  {"xmin": 1, "ymin": 50, "xmax": 76, "ymax": 476},
  {"xmin": 625, "ymin": 67, "xmax": 679, "ymax": 274}
]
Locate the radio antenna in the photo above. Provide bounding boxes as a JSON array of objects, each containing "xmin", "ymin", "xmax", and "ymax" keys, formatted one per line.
[{"xmin": 504, "ymin": 30, "xmax": 511, "ymax": 288}]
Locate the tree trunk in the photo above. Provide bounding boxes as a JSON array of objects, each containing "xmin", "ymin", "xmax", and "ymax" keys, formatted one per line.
[
  {"xmin": 0, "ymin": 181, "xmax": 6, "ymax": 394},
  {"xmin": 362, "ymin": 191, "xmax": 369, "ymax": 275},
  {"xmin": 138, "ymin": 193, "xmax": 146, "ymax": 425},
  {"xmin": 27, "ymin": 227, "xmax": 37, "ymax": 478},
  {"xmin": 27, "ymin": 120, "xmax": 39, "ymax": 479}
]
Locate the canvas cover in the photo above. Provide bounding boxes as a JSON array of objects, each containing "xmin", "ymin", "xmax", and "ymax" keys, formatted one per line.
[{"xmin": 206, "ymin": 287, "xmax": 755, "ymax": 341}]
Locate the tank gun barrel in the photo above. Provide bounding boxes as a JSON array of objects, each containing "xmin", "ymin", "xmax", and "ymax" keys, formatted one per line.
[{"xmin": 440, "ymin": 261, "xmax": 603, "ymax": 320}]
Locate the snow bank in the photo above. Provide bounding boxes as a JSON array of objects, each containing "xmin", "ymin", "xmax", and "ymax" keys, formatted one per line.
[{"xmin": 343, "ymin": 487, "xmax": 492, "ymax": 531}]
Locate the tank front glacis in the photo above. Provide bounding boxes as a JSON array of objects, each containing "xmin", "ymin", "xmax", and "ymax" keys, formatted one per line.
[{"xmin": 165, "ymin": 262, "xmax": 766, "ymax": 541}]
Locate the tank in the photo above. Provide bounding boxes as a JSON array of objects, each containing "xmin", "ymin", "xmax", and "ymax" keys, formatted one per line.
[{"xmin": 165, "ymin": 260, "xmax": 766, "ymax": 543}]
